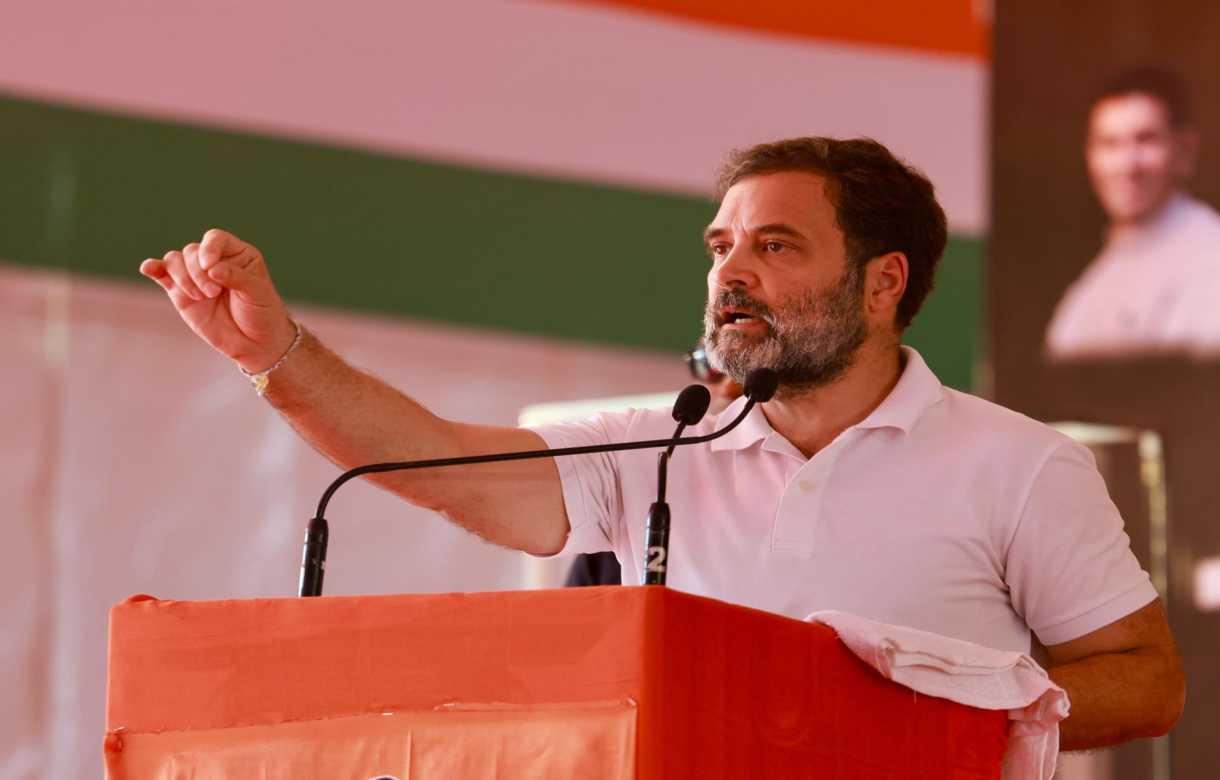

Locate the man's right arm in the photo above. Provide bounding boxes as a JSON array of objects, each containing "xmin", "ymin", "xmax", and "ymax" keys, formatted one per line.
[{"xmin": 139, "ymin": 228, "xmax": 570, "ymax": 555}]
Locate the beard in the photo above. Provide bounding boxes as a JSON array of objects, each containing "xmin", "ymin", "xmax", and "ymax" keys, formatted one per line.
[{"xmin": 702, "ymin": 264, "xmax": 868, "ymax": 395}]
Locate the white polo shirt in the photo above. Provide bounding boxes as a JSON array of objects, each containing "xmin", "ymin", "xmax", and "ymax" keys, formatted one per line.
[{"xmin": 534, "ymin": 348, "xmax": 1157, "ymax": 653}]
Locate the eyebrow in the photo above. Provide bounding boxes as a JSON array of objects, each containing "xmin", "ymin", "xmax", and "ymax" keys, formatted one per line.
[{"xmin": 702, "ymin": 222, "xmax": 808, "ymax": 244}]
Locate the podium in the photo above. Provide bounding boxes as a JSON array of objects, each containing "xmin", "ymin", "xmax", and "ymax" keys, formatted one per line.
[{"xmin": 105, "ymin": 587, "xmax": 1008, "ymax": 778}]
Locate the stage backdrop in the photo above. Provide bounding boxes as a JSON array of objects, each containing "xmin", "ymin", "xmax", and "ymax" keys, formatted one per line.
[
  {"xmin": 991, "ymin": 1, "xmax": 1220, "ymax": 777},
  {"xmin": 0, "ymin": 2, "xmax": 989, "ymax": 776}
]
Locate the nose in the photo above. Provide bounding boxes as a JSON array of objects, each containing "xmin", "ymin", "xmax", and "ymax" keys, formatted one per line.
[
  {"xmin": 710, "ymin": 242, "xmax": 761, "ymax": 290},
  {"xmin": 1109, "ymin": 139, "xmax": 1145, "ymax": 177}
]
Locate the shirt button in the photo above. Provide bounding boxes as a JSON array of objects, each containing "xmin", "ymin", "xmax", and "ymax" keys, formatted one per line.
[{"xmin": 798, "ymin": 479, "xmax": 814, "ymax": 493}]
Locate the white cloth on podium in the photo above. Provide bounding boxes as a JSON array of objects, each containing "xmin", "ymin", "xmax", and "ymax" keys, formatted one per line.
[{"xmin": 807, "ymin": 610, "xmax": 1069, "ymax": 780}]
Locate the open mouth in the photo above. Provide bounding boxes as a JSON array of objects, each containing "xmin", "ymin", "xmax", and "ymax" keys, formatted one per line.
[{"xmin": 720, "ymin": 308, "xmax": 765, "ymax": 327}]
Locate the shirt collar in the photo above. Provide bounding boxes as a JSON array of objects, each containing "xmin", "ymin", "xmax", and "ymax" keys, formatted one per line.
[
  {"xmin": 708, "ymin": 393, "xmax": 773, "ymax": 452},
  {"xmin": 1108, "ymin": 192, "xmax": 1194, "ymax": 249},
  {"xmin": 709, "ymin": 346, "xmax": 944, "ymax": 453}
]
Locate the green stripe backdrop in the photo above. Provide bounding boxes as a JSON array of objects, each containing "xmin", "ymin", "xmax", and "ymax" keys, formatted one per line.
[{"xmin": 0, "ymin": 94, "xmax": 980, "ymax": 389}]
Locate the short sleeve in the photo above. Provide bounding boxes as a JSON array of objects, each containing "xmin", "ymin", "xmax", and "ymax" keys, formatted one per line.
[
  {"xmin": 1005, "ymin": 441, "xmax": 1159, "ymax": 646},
  {"xmin": 528, "ymin": 413, "xmax": 626, "ymax": 557}
]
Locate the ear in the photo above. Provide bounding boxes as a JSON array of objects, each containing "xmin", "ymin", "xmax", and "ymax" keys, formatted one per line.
[{"xmin": 865, "ymin": 252, "xmax": 909, "ymax": 326}]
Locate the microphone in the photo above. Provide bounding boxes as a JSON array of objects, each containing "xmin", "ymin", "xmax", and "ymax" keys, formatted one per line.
[
  {"xmin": 665, "ymin": 384, "xmax": 712, "ymax": 455},
  {"xmin": 299, "ymin": 368, "xmax": 779, "ymax": 597},
  {"xmin": 743, "ymin": 366, "xmax": 779, "ymax": 405},
  {"xmin": 642, "ymin": 384, "xmax": 712, "ymax": 586}
]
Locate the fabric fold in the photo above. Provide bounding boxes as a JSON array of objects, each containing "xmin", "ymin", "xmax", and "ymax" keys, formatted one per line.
[{"xmin": 808, "ymin": 610, "xmax": 1070, "ymax": 780}]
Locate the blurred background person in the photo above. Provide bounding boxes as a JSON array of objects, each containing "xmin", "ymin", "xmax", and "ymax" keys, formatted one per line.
[
  {"xmin": 684, "ymin": 338, "xmax": 744, "ymax": 415},
  {"xmin": 1046, "ymin": 67, "xmax": 1220, "ymax": 360}
]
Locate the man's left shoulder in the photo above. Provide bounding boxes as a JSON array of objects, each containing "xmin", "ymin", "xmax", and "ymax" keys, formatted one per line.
[
  {"xmin": 1163, "ymin": 196, "xmax": 1220, "ymax": 263},
  {"xmin": 927, "ymin": 387, "xmax": 1079, "ymax": 460}
]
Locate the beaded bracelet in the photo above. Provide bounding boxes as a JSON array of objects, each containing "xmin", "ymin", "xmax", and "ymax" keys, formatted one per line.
[{"xmin": 240, "ymin": 320, "xmax": 303, "ymax": 397}]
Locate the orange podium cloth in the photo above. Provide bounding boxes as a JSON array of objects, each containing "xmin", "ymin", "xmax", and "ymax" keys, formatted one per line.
[{"xmin": 106, "ymin": 587, "xmax": 1008, "ymax": 778}]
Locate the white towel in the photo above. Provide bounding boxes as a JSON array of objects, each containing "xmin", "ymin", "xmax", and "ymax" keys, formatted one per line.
[{"xmin": 807, "ymin": 610, "xmax": 1070, "ymax": 780}]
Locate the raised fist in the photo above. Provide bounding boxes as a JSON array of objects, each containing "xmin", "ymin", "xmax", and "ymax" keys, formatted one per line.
[{"xmin": 139, "ymin": 229, "xmax": 297, "ymax": 373}]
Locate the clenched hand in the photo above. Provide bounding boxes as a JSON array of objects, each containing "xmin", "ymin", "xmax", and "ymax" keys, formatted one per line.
[{"xmin": 139, "ymin": 229, "xmax": 297, "ymax": 373}]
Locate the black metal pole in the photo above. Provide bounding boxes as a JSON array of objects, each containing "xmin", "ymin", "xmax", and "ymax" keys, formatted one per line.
[
  {"xmin": 643, "ymin": 450, "xmax": 672, "ymax": 586},
  {"xmin": 642, "ymin": 500, "xmax": 671, "ymax": 586},
  {"xmin": 298, "ymin": 516, "xmax": 329, "ymax": 597}
]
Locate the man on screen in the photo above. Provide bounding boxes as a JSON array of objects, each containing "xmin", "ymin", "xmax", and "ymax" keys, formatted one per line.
[
  {"xmin": 1046, "ymin": 67, "xmax": 1220, "ymax": 359},
  {"xmin": 140, "ymin": 136, "xmax": 1183, "ymax": 750}
]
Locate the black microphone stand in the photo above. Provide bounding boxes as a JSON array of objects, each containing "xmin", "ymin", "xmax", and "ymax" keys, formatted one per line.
[
  {"xmin": 299, "ymin": 369, "xmax": 778, "ymax": 597},
  {"xmin": 642, "ymin": 451, "xmax": 674, "ymax": 586},
  {"xmin": 641, "ymin": 393, "xmax": 701, "ymax": 586}
]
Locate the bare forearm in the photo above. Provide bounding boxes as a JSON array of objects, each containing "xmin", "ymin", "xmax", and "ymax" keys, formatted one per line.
[
  {"xmin": 263, "ymin": 328, "xmax": 457, "ymax": 477},
  {"xmin": 261, "ymin": 326, "xmax": 568, "ymax": 553},
  {"xmin": 140, "ymin": 230, "xmax": 568, "ymax": 554},
  {"xmin": 1049, "ymin": 647, "xmax": 1184, "ymax": 750}
]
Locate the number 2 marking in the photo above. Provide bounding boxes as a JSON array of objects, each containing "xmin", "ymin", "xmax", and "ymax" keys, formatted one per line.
[{"xmin": 646, "ymin": 546, "xmax": 667, "ymax": 573}]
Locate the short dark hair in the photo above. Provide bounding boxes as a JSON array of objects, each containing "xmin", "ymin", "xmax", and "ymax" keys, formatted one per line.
[
  {"xmin": 1092, "ymin": 66, "xmax": 1192, "ymax": 129},
  {"xmin": 715, "ymin": 137, "xmax": 947, "ymax": 330}
]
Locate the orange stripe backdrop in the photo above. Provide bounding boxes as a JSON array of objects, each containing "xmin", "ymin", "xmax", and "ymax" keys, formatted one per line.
[{"xmin": 576, "ymin": 0, "xmax": 990, "ymax": 58}]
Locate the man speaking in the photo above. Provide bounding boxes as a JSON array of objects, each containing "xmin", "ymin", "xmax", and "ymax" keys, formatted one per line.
[{"xmin": 139, "ymin": 136, "xmax": 1183, "ymax": 751}]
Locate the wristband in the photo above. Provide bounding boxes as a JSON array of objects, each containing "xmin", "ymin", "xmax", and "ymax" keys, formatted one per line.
[{"xmin": 240, "ymin": 320, "xmax": 303, "ymax": 396}]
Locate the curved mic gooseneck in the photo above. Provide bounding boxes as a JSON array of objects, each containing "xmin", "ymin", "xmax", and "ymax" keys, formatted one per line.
[
  {"xmin": 642, "ymin": 383, "xmax": 712, "ymax": 586},
  {"xmin": 299, "ymin": 368, "xmax": 778, "ymax": 597}
]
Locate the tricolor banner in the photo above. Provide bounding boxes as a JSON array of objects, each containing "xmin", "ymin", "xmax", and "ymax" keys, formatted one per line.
[{"xmin": 0, "ymin": 2, "xmax": 988, "ymax": 775}]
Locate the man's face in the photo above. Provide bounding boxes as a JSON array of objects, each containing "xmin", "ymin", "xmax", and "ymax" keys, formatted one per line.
[
  {"xmin": 1086, "ymin": 93, "xmax": 1194, "ymax": 224},
  {"xmin": 701, "ymin": 171, "xmax": 868, "ymax": 392}
]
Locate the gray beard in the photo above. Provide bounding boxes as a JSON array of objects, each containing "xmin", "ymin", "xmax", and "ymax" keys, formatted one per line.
[{"xmin": 702, "ymin": 265, "xmax": 868, "ymax": 395}]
